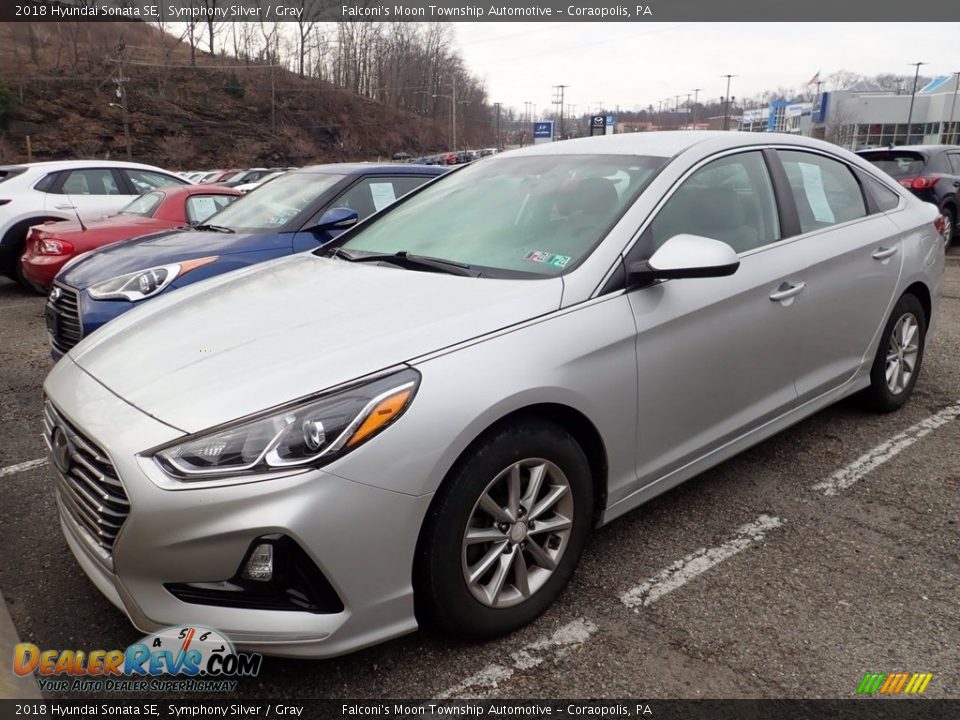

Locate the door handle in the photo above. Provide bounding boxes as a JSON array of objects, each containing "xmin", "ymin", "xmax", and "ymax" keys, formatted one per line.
[
  {"xmin": 54, "ymin": 204, "xmax": 76, "ymax": 210},
  {"xmin": 871, "ymin": 246, "xmax": 898, "ymax": 261},
  {"xmin": 769, "ymin": 282, "xmax": 806, "ymax": 303},
  {"xmin": 770, "ymin": 282, "xmax": 806, "ymax": 302}
]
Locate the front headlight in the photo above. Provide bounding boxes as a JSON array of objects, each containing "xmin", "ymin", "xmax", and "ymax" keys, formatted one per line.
[
  {"xmin": 150, "ymin": 368, "xmax": 420, "ymax": 481},
  {"xmin": 87, "ymin": 256, "xmax": 218, "ymax": 301}
]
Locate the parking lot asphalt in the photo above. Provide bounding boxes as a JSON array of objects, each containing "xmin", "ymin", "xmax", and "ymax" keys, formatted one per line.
[{"xmin": 1, "ymin": 257, "xmax": 959, "ymax": 700}]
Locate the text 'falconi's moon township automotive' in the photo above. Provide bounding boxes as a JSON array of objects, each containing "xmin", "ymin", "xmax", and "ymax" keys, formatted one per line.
[{"xmin": 43, "ymin": 132, "xmax": 944, "ymax": 657}]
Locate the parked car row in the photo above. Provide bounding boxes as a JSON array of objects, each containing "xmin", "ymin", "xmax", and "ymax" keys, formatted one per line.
[
  {"xmin": 394, "ymin": 148, "xmax": 498, "ymax": 166},
  {"xmin": 36, "ymin": 133, "xmax": 944, "ymax": 660},
  {"xmin": 45, "ymin": 163, "xmax": 448, "ymax": 355},
  {"xmin": 179, "ymin": 167, "xmax": 298, "ymax": 186},
  {"xmin": 0, "ymin": 160, "xmax": 189, "ymax": 287}
]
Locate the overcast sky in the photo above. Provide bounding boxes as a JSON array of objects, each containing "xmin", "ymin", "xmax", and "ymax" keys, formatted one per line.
[{"xmin": 451, "ymin": 23, "xmax": 960, "ymax": 115}]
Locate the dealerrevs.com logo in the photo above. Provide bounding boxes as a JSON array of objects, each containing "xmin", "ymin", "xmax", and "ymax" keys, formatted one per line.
[{"xmin": 13, "ymin": 625, "xmax": 262, "ymax": 693}]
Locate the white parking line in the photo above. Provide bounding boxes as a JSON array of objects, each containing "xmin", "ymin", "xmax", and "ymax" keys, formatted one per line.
[
  {"xmin": 435, "ymin": 618, "xmax": 597, "ymax": 700},
  {"xmin": 0, "ymin": 458, "xmax": 47, "ymax": 478},
  {"xmin": 812, "ymin": 400, "xmax": 960, "ymax": 497},
  {"xmin": 620, "ymin": 514, "xmax": 784, "ymax": 611}
]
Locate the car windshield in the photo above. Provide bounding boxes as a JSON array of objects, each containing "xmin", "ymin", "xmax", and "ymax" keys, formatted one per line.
[
  {"xmin": 202, "ymin": 172, "xmax": 344, "ymax": 231},
  {"xmin": 336, "ymin": 154, "xmax": 667, "ymax": 277},
  {"xmin": 859, "ymin": 151, "xmax": 927, "ymax": 177},
  {"xmin": 119, "ymin": 190, "xmax": 164, "ymax": 217}
]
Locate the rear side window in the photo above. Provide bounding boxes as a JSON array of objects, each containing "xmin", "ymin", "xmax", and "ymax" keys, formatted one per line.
[
  {"xmin": 58, "ymin": 169, "xmax": 124, "ymax": 196},
  {"xmin": 33, "ymin": 173, "xmax": 58, "ymax": 192},
  {"xmin": 861, "ymin": 175, "xmax": 901, "ymax": 213},
  {"xmin": 778, "ymin": 151, "xmax": 867, "ymax": 233},
  {"xmin": 858, "ymin": 151, "xmax": 927, "ymax": 177},
  {"xmin": 0, "ymin": 167, "xmax": 27, "ymax": 184}
]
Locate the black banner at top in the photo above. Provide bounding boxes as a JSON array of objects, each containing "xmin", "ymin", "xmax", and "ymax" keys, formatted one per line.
[{"xmin": 2, "ymin": 0, "xmax": 959, "ymax": 22}]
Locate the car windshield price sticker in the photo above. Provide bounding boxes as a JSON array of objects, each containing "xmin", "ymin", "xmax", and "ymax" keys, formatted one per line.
[{"xmin": 369, "ymin": 183, "xmax": 397, "ymax": 211}]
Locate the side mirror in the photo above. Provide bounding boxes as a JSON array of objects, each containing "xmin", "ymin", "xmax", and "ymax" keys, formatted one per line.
[
  {"xmin": 312, "ymin": 207, "xmax": 358, "ymax": 232},
  {"xmin": 628, "ymin": 234, "xmax": 740, "ymax": 285}
]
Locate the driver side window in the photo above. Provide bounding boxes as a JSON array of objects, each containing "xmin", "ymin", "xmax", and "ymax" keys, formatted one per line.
[{"xmin": 649, "ymin": 151, "xmax": 781, "ymax": 254}]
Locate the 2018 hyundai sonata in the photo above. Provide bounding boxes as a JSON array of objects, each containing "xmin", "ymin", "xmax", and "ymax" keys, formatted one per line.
[{"xmin": 43, "ymin": 132, "xmax": 945, "ymax": 657}]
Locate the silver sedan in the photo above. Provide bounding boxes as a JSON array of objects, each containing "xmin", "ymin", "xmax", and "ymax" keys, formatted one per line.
[{"xmin": 43, "ymin": 132, "xmax": 945, "ymax": 656}]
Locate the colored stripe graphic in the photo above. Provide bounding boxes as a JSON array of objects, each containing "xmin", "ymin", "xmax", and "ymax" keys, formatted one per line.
[{"xmin": 857, "ymin": 672, "xmax": 933, "ymax": 695}]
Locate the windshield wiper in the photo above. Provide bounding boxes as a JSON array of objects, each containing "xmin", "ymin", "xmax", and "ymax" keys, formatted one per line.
[
  {"xmin": 335, "ymin": 249, "xmax": 480, "ymax": 277},
  {"xmin": 193, "ymin": 223, "xmax": 235, "ymax": 233}
]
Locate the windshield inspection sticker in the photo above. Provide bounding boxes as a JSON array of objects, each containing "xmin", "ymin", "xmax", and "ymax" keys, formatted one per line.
[{"xmin": 525, "ymin": 250, "xmax": 571, "ymax": 268}]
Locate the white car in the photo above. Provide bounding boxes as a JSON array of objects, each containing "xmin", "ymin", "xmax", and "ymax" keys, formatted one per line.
[{"xmin": 0, "ymin": 160, "xmax": 188, "ymax": 287}]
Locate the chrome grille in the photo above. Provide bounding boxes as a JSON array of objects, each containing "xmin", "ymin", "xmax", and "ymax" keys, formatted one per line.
[
  {"xmin": 43, "ymin": 399, "xmax": 129, "ymax": 558},
  {"xmin": 48, "ymin": 284, "xmax": 83, "ymax": 354}
]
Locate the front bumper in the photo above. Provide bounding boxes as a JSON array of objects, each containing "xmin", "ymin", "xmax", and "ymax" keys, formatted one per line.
[{"xmin": 43, "ymin": 357, "xmax": 432, "ymax": 657}]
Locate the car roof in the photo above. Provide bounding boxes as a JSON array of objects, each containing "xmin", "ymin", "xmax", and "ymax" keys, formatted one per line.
[
  {"xmin": 296, "ymin": 163, "xmax": 448, "ymax": 176},
  {"xmin": 10, "ymin": 159, "xmax": 178, "ymax": 172},
  {"xmin": 505, "ymin": 131, "xmax": 846, "ymax": 159}
]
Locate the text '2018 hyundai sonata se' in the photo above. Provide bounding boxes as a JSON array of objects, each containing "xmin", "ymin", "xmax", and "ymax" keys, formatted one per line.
[{"xmin": 43, "ymin": 132, "xmax": 945, "ymax": 657}]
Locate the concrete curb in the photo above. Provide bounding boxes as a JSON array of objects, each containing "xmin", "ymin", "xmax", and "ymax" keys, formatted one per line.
[{"xmin": 0, "ymin": 591, "xmax": 42, "ymax": 699}]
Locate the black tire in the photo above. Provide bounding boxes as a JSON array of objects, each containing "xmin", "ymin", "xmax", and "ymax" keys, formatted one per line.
[
  {"xmin": 415, "ymin": 420, "xmax": 593, "ymax": 640},
  {"xmin": 862, "ymin": 293, "xmax": 926, "ymax": 413},
  {"xmin": 942, "ymin": 205, "xmax": 957, "ymax": 246}
]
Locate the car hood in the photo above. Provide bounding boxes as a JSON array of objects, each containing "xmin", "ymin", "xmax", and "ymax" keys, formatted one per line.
[
  {"xmin": 69, "ymin": 253, "xmax": 563, "ymax": 433},
  {"xmin": 59, "ymin": 228, "xmax": 292, "ymax": 289}
]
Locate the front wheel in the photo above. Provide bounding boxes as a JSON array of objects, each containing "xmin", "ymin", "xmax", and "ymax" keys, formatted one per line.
[
  {"xmin": 415, "ymin": 420, "xmax": 593, "ymax": 640},
  {"xmin": 862, "ymin": 293, "xmax": 926, "ymax": 413}
]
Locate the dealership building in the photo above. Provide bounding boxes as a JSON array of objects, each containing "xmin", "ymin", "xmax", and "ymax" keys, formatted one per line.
[{"xmin": 737, "ymin": 75, "xmax": 960, "ymax": 149}]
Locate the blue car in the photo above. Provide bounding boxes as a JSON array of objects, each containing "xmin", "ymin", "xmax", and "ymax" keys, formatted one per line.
[{"xmin": 47, "ymin": 163, "xmax": 447, "ymax": 356}]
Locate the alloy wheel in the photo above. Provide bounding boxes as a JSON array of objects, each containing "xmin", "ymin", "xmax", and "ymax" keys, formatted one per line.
[
  {"xmin": 885, "ymin": 312, "xmax": 920, "ymax": 395},
  {"xmin": 461, "ymin": 459, "xmax": 574, "ymax": 608}
]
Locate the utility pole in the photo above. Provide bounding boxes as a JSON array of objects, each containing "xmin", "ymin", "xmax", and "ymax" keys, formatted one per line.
[
  {"xmin": 906, "ymin": 62, "xmax": 927, "ymax": 143},
  {"xmin": 721, "ymin": 74, "xmax": 737, "ymax": 131},
  {"xmin": 552, "ymin": 85, "xmax": 567, "ymax": 140},
  {"xmin": 691, "ymin": 88, "xmax": 703, "ymax": 127},
  {"xmin": 493, "ymin": 102, "xmax": 501, "ymax": 150},
  {"xmin": 657, "ymin": 99, "xmax": 663, "ymax": 128},
  {"xmin": 111, "ymin": 42, "xmax": 132, "ymax": 160},
  {"xmin": 946, "ymin": 71, "xmax": 960, "ymax": 144}
]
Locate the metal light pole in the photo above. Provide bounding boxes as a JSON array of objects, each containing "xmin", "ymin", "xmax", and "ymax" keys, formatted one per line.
[
  {"xmin": 945, "ymin": 71, "xmax": 960, "ymax": 144},
  {"xmin": 721, "ymin": 74, "xmax": 737, "ymax": 131},
  {"xmin": 691, "ymin": 88, "xmax": 703, "ymax": 128},
  {"xmin": 905, "ymin": 62, "xmax": 927, "ymax": 144}
]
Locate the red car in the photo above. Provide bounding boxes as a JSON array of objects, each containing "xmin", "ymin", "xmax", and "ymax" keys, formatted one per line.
[{"xmin": 20, "ymin": 185, "xmax": 240, "ymax": 292}]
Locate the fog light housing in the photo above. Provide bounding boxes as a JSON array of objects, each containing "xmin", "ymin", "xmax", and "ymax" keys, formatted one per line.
[
  {"xmin": 164, "ymin": 535, "xmax": 344, "ymax": 614},
  {"xmin": 242, "ymin": 543, "xmax": 274, "ymax": 581}
]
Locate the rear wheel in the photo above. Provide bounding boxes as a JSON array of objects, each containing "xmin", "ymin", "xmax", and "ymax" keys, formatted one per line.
[
  {"xmin": 941, "ymin": 205, "xmax": 956, "ymax": 246},
  {"xmin": 862, "ymin": 293, "xmax": 926, "ymax": 413},
  {"xmin": 415, "ymin": 420, "xmax": 593, "ymax": 640}
]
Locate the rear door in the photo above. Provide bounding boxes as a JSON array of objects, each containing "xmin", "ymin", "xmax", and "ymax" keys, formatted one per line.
[
  {"xmin": 772, "ymin": 149, "xmax": 904, "ymax": 402},
  {"xmin": 45, "ymin": 168, "xmax": 129, "ymax": 220}
]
